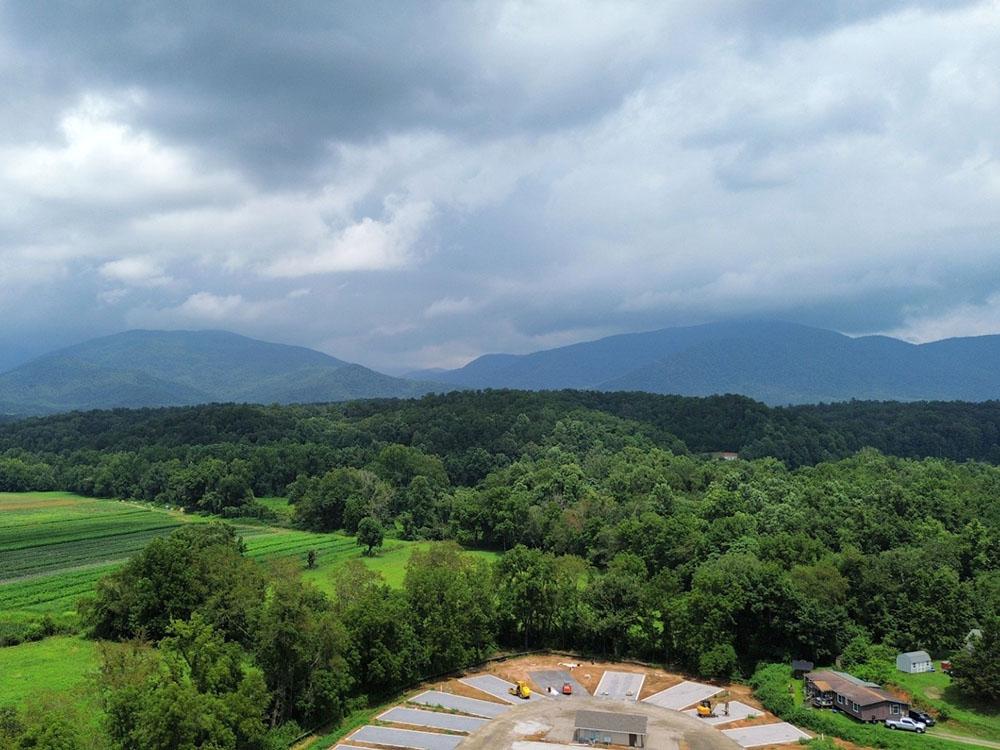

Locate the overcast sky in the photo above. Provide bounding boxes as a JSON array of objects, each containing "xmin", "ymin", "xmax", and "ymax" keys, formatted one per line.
[{"xmin": 1, "ymin": 1, "xmax": 998, "ymax": 373}]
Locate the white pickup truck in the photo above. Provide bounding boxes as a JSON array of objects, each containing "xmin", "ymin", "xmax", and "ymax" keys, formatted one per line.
[{"xmin": 885, "ymin": 716, "xmax": 927, "ymax": 733}]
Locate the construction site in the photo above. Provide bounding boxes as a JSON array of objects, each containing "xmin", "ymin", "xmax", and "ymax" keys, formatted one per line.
[{"xmin": 333, "ymin": 655, "xmax": 810, "ymax": 750}]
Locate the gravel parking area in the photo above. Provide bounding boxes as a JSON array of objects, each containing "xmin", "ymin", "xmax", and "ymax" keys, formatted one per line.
[
  {"xmin": 594, "ymin": 670, "xmax": 645, "ymax": 701},
  {"xmin": 378, "ymin": 706, "xmax": 488, "ymax": 733},
  {"xmin": 529, "ymin": 669, "xmax": 588, "ymax": 698},
  {"xmin": 722, "ymin": 722, "xmax": 810, "ymax": 747},
  {"xmin": 644, "ymin": 680, "xmax": 724, "ymax": 710},
  {"xmin": 408, "ymin": 690, "xmax": 511, "ymax": 718}
]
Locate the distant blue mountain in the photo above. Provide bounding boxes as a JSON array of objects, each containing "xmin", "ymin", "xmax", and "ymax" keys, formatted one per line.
[
  {"xmin": 409, "ymin": 321, "xmax": 1000, "ymax": 405},
  {"xmin": 0, "ymin": 330, "xmax": 446, "ymax": 415}
]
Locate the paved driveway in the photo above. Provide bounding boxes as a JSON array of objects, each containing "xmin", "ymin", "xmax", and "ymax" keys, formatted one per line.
[
  {"xmin": 594, "ymin": 670, "xmax": 645, "ymax": 701},
  {"xmin": 349, "ymin": 726, "xmax": 464, "ymax": 750},
  {"xmin": 644, "ymin": 680, "xmax": 723, "ymax": 710},
  {"xmin": 460, "ymin": 674, "xmax": 547, "ymax": 703},
  {"xmin": 681, "ymin": 700, "xmax": 760, "ymax": 725},
  {"xmin": 409, "ymin": 690, "xmax": 511, "ymax": 718},
  {"xmin": 530, "ymin": 670, "xmax": 588, "ymax": 698},
  {"xmin": 379, "ymin": 706, "xmax": 488, "ymax": 733},
  {"xmin": 722, "ymin": 722, "xmax": 810, "ymax": 747}
]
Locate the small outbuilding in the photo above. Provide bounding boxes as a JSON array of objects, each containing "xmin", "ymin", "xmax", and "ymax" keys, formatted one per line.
[
  {"xmin": 896, "ymin": 651, "xmax": 933, "ymax": 674},
  {"xmin": 792, "ymin": 659, "xmax": 815, "ymax": 678},
  {"xmin": 574, "ymin": 710, "xmax": 648, "ymax": 748}
]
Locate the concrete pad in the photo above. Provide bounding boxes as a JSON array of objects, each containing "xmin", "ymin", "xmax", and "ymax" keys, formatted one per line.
[
  {"xmin": 349, "ymin": 725, "xmax": 463, "ymax": 750},
  {"xmin": 594, "ymin": 670, "xmax": 645, "ymax": 701},
  {"xmin": 408, "ymin": 690, "xmax": 511, "ymax": 718},
  {"xmin": 460, "ymin": 674, "xmax": 547, "ymax": 703},
  {"xmin": 529, "ymin": 669, "xmax": 588, "ymax": 698},
  {"xmin": 682, "ymin": 700, "xmax": 760, "ymax": 726},
  {"xmin": 378, "ymin": 706, "xmax": 488, "ymax": 733},
  {"xmin": 644, "ymin": 680, "xmax": 723, "ymax": 710},
  {"xmin": 511, "ymin": 743, "xmax": 579, "ymax": 750},
  {"xmin": 723, "ymin": 722, "xmax": 810, "ymax": 747}
]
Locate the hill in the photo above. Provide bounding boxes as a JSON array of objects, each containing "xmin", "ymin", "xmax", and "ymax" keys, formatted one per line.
[
  {"xmin": 0, "ymin": 330, "xmax": 445, "ymax": 415},
  {"xmin": 413, "ymin": 321, "xmax": 1000, "ymax": 404}
]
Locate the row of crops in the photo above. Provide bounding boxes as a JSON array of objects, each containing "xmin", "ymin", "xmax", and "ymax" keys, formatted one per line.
[{"xmin": 0, "ymin": 494, "xmax": 364, "ymax": 620}]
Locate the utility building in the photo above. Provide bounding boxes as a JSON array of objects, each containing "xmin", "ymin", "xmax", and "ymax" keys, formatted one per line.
[
  {"xmin": 896, "ymin": 651, "xmax": 933, "ymax": 674},
  {"xmin": 573, "ymin": 710, "xmax": 648, "ymax": 747}
]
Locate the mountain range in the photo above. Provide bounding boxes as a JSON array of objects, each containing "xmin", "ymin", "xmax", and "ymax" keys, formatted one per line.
[
  {"xmin": 5, "ymin": 321, "xmax": 1000, "ymax": 416},
  {"xmin": 409, "ymin": 320, "xmax": 1000, "ymax": 404},
  {"xmin": 0, "ymin": 330, "xmax": 444, "ymax": 416}
]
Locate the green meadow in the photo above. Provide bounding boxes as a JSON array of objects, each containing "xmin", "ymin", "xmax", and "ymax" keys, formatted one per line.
[{"xmin": 0, "ymin": 491, "xmax": 498, "ymax": 714}]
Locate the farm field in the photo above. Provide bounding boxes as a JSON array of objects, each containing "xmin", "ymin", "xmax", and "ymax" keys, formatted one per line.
[
  {"xmin": 0, "ymin": 491, "xmax": 496, "ymax": 633},
  {"xmin": 0, "ymin": 491, "xmax": 500, "ymax": 721}
]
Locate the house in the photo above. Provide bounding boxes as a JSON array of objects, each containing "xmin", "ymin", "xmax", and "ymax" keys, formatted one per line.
[
  {"xmin": 711, "ymin": 451, "xmax": 740, "ymax": 461},
  {"xmin": 792, "ymin": 659, "xmax": 815, "ymax": 678},
  {"xmin": 896, "ymin": 650, "xmax": 933, "ymax": 673},
  {"xmin": 573, "ymin": 710, "xmax": 648, "ymax": 747},
  {"xmin": 965, "ymin": 629, "xmax": 982, "ymax": 653},
  {"xmin": 804, "ymin": 670, "xmax": 909, "ymax": 723}
]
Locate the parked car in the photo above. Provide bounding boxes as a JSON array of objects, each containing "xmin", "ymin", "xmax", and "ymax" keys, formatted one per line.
[
  {"xmin": 812, "ymin": 695, "xmax": 834, "ymax": 708},
  {"xmin": 885, "ymin": 717, "xmax": 927, "ymax": 733},
  {"xmin": 909, "ymin": 709, "xmax": 936, "ymax": 727}
]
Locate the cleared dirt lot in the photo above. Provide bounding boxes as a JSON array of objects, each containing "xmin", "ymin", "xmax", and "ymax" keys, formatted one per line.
[{"xmin": 459, "ymin": 695, "xmax": 743, "ymax": 750}]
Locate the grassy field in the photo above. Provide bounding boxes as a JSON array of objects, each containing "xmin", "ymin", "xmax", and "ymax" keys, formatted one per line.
[
  {"xmin": 890, "ymin": 662, "xmax": 1000, "ymax": 743},
  {"xmin": 0, "ymin": 491, "xmax": 500, "ymax": 717},
  {"xmin": 0, "ymin": 635, "xmax": 101, "ymax": 709},
  {"xmin": 0, "ymin": 488, "xmax": 500, "ymax": 735}
]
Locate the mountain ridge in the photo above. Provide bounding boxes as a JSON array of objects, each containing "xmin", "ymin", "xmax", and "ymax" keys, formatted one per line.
[
  {"xmin": 0, "ymin": 329, "xmax": 447, "ymax": 415},
  {"xmin": 410, "ymin": 320, "xmax": 1000, "ymax": 404}
]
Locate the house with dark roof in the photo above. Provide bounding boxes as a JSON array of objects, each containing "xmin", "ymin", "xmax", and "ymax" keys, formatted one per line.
[
  {"xmin": 804, "ymin": 670, "xmax": 909, "ymax": 723},
  {"xmin": 574, "ymin": 710, "xmax": 648, "ymax": 747}
]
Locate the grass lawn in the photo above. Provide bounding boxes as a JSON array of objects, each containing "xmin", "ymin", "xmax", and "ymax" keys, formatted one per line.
[
  {"xmin": 0, "ymin": 635, "xmax": 100, "ymax": 708},
  {"xmin": 890, "ymin": 662, "xmax": 1000, "ymax": 742},
  {"xmin": 256, "ymin": 495, "xmax": 294, "ymax": 523},
  {"xmin": 301, "ymin": 539, "xmax": 500, "ymax": 593}
]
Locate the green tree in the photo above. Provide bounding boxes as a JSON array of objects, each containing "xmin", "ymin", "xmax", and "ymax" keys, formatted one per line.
[
  {"xmin": 253, "ymin": 564, "xmax": 353, "ymax": 728},
  {"xmin": 356, "ymin": 517, "xmax": 384, "ymax": 556},
  {"xmin": 950, "ymin": 617, "xmax": 1000, "ymax": 704},
  {"xmin": 404, "ymin": 544, "xmax": 496, "ymax": 674},
  {"xmin": 97, "ymin": 616, "xmax": 269, "ymax": 750},
  {"xmin": 81, "ymin": 523, "xmax": 262, "ymax": 643},
  {"xmin": 332, "ymin": 561, "xmax": 422, "ymax": 698}
]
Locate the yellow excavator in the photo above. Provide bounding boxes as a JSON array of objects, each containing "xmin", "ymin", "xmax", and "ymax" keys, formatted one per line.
[
  {"xmin": 696, "ymin": 691, "xmax": 731, "ymax": 718},
  {"xmin": 509, "ymin": 680, "xmax": 532, "ymax": 699}
]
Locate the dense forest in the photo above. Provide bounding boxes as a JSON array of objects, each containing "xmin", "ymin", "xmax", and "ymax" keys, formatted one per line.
[{"xmin": 1, "ymin": 391, "xmax": 999, "ymax": 747}]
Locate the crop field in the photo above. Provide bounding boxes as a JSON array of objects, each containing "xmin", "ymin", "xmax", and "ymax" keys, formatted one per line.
[
  {"xmin": 0, "ymin": 492, "xmax": 193, "ymax": 581},
  {"xmin": 0, "ymin": 493, "xmax": 496, "ymax": 625}
]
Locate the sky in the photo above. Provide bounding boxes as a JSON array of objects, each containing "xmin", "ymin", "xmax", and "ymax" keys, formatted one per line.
[{"xmin": 1, "ymin": 0, "xmax": 998, "ymax": 374}]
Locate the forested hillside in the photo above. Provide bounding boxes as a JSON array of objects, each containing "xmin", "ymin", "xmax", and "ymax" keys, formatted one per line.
[
  {"xmin": 0, "ymin": 330, "xmax": 445, "ymax": 415},
  {"xmin": 416, "ymin": 321, "xmax": 1000, "ymax": 404},
  {"xmin": 2, "ymin": 390, "xmax": 998, "ymax": 747}
]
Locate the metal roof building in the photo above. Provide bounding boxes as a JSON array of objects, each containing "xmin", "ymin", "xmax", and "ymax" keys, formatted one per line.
[
  {"xmin": 574, "ymin": 710, "xmax": 648, "ymax": 747},
  {"xmin": 896, "ymin": 650, "xmax": 933, "ymax": 673}
]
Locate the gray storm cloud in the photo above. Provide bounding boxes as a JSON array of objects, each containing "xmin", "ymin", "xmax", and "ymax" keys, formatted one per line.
[{"xmin": 0, "ymin": 0, "xmax": 997, "ymax": 372}]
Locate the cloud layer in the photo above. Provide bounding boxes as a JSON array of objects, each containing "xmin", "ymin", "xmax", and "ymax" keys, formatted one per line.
[{"xmin": 1, "ymin": 0, "xmax": 998, "ymax": 371}]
